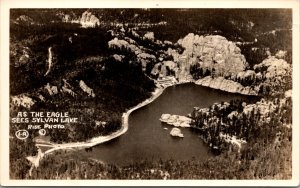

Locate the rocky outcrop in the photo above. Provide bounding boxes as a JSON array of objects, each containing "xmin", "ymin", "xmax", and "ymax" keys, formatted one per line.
[
  {"xmin": 254, "ymin": 56, "xmax": 291, "ymax": 79},
  {"xmin": 124, "ymin": 37, "xmax": 137, "ymax": 45},
  {"xmin": 108, "ymin": 37, "xmax": 156, "ymax": 71},
  {"xmin": 275, "ymin": 50, "xmax": 287, "ymax": 59},
  {"xmin": 219, "ymin": 134, "xmax": 246, "ymax": 152},
  {"xmin": 195, "ymin": 76, "xmax": 258, "ymax": 95},
  {"xmin": 15, "ymin": 15, "xmax": 34, "ymax": 25},
  {"xmin": 108, "ymin": 38, "xmax": 129, "ymax": 49},
  {"xmin": 159, "ymin": 61, "xmax": 178, "ymax": 77},
  {"xmin": 44, "ymin": 83, "xmax": 58, "ymax": 96},
  {"xmin": 137, "ymin": 53, "xmax": 156, "ymax": 71},
  {"xmin": 159, "ymin": 34, "xmax": 291, "ymax": 96},
  {"xmin": 227, "ymin": 111, "xmax": 238, "ymax": 119},
  {"xmin": 38, "ymin": 94, "xmax": 45, "ymax": 102},
  {"xmin": 177, "ymin": 33, "xmax": 248, "ymax": 77},
  {"xmin": 61, "ymin": 79, "xmax": 76, "ymax": 97},
  {"xmin": 61, "ymin": 11, "xmax": 100, "ymax": 28},
  {"xmin": 164, "ymin": 40, "xmax": 173, "ymax": 45},
  {"xmin": 112, "ymin": 54, "xmax": 125, "ymax": 62},
  {"xmin": 237, "ymin": 70, "xmax": 256, "ymax": 80},
  {"xmin": 160, "ymin": 114, "xmax": 191, "ymax": 128},
  {"xmin": 149, "ymin": 33, "xmax": 250, "ymax": 84},
  {"xmin": 242, "ymin": 99, "xmax": 277, "ymax": 118},
  {"xmin": 17, "ymin": 47, "xmax": 31, "ymax": 67},
  {"xmin": 95, "ymin": 120, "xmax": 107, "ymax": 128},
  {"xmin": 108, "ymin": 32, "xmax": 278, "ymax": 96},
  {"xmin": 80, "ymin": 11, "xmax": 100, "ymax": 28},
  {"xmin": 11, "ymin": 94, "xmax": 35, "ymax": 109},
  {"xmin": 170, "ymin": 128, "xmax": 184, "ymax": 138},
  {"xmin": 253, "ymin": 56, "xmax": 291, "ymax": 96},
  {"xmin": 79, "ymin": 80, "xmax": 95, "ymax": 97},
  {"xmin": 143, "ymin": 32, "xmax": 155, "ymax": 41},
  {"xmin": 108, "ymin": 38, "xmax": 142, "ymax": 54},
  {"xmin": 131, "ymin": 30, "xmax": 140, "ymax": 38},
  {"xmin": 156, "ymin": 76, "xmax": 178, "ymax": 88},
  {"xmin": 61, "ymin": 86, "xmax": 76, "ymax": 97},
  {"xmin": 151, "ymin": 63, "xmax": 161, "ymax": 77},
  {"xmin": 285, "ymin": 89, "xmax": 292, "ymax": 98}
]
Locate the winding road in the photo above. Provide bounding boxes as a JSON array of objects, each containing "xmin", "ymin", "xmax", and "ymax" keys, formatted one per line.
[{"xmin": 29, "ymin": 87, "xmax": 165, "ymax": 170}]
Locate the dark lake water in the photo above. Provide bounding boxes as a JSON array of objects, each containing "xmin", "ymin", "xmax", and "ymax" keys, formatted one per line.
[{"xmin": 80, "ymin": 83, "xmax": 249, "ymax": 165}]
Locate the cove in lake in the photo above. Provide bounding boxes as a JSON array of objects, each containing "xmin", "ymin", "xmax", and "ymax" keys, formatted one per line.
[{"xmin": 80, "ymin": 83, "xmax": 250, "ymax": 165}]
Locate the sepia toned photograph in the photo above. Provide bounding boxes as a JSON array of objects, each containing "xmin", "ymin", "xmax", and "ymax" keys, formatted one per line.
[{"xmin": 1, "ymin": 0, "xmax": 299, "ymax": 186}]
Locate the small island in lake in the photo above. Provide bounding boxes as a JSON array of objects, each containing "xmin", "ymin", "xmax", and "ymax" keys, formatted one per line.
[{"xmin": 9, "ymin": 8, "xmax": 293, "ymax": 180}]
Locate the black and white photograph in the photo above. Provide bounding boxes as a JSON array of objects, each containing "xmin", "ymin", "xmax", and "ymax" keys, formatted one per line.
[{"xmin": 0, "ymin": 0, "xmax": 299, "ymax": 186}]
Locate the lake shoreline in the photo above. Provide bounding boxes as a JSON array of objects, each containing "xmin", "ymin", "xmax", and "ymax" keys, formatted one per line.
[
  {"xmin": 29, "ymin": 79, "xmax": 255, "ymax": 170},
  {"xmin": 35, "ymin": 82, "xmax": 190, "ymax": 151},
  {"xmin": 29, "ymin": 83, "xmax": 169, "ymax": 171}
]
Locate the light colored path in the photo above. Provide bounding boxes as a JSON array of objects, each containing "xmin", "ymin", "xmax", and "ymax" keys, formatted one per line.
[{"xmin": 33, "ymin": 87, "xmax": 165, "ymax": 163}]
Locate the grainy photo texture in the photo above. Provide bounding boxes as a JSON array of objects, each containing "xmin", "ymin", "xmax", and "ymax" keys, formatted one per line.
[{"xmin": 9, "ymin": 9, "xmax": 292, "ymax": 180}]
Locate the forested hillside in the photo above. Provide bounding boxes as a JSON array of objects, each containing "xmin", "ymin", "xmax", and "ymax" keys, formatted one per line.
[{"xmin": 9, "ymin": 9, "xmax": 292, "ymax": 179}]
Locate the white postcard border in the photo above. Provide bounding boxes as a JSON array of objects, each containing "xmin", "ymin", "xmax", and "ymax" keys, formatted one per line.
[{"xmin": 1, "ymin": 0, "xmax": 299, "ymax": 186}]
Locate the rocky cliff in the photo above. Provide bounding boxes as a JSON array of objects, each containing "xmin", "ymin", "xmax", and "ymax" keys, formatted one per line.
[
  {"xmin": 195, "ymin": 76, "xmax": 258, "ymax": 95},
  {"xmin": 62, "ymin": 10, "xmax": 100, "ymax": 28},
  {"xmin": 254, "ymin": 56, "xmax": 291, "ymax": 79},
  {"xmin": 157, "ymin": 33, "xmax": 258, "ymax": 95},
  {"xmin": 177, "ymin": 33, "xmax": 248, "ymax": 78},
  {"xmin": 108, "ymin": 31, "xmax": 263, "ymax": 95}
]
